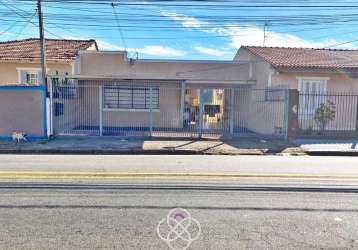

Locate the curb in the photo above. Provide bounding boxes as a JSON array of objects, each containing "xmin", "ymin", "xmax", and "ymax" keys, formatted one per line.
[
  {"xmin": 0, "ymin": 149, "xmax": 268, "ymax": 156},
  {"xmin": 305, "ymin": 151, "xmax": 358, "ymax": 156}
]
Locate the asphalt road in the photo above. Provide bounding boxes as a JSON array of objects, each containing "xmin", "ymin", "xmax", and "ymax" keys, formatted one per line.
[
  {"xmin": 1, "ymin": 182, "xmax": 358, "ymax": 250},
  {"xmin": 1, "ymin": 154, "xmax": 358, "ymax": 176}
]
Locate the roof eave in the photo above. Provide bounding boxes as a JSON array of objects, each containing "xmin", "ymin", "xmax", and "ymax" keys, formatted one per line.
[
  {"xmin": 276, "ymin": 66, "xmax": 358, "ymax": 73},
  {"xmin": 0, "ymin": 58, "xmax": 74, "ymax": 63}
]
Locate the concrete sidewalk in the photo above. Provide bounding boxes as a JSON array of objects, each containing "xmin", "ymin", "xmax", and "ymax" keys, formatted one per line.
[
  {"xmin": 1, "ymin": 155, "xmax": 358, "ymax": 179},
  {"xmin": 0, "ymin": 136, "xmax": 301, "ymax": 155},
  {"xmin": 294, "ymin": 139, "xmax": 358, "ymax": 154}
]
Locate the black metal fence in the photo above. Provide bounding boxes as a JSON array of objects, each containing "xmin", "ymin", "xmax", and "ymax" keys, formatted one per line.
[{"xmin": 298, "ymin": 92, "xmax": 358, "ymax": 138}]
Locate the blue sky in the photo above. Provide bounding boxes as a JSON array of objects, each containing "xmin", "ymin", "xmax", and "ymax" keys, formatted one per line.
[{"xmin": 1, "ymin": 0, "xmax": 358, "ymax": 60}]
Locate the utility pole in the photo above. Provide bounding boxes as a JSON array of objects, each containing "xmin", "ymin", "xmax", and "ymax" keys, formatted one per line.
[
  {"xmin": 37, "ymin": 0, "xmax": 47, "ymax": 85},
  {"xmin": 263, "ymin": 22, "xmax": 269, "ymax": 47}
]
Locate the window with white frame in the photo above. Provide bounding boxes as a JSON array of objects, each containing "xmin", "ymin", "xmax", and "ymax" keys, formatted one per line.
[
  {"xmin": 298, "ymin": 77, "xmax": 328, "ymax": 115},
  {"xmin": 103, "ymin": 85, "xmax": 160, "ymax": 110},
  {"xmin": 17, "ymin": 68, "xmax": 41, "ymax": 85},
  {"xmin": 26, "ymin": 72, "xmax": 38, "ymax": 84}
]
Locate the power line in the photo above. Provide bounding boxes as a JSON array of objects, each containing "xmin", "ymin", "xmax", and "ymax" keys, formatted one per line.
[
  {"xmin": 111, "ymin": 1, "xmax": 127, "ymax": 50},
  {"xmin": 0, "ymin": 0, "xmax": 63, "ymax": 39},
  {"xmin": 263, "ymin": 22, "xmax": 269, "ymax": 46},
  {"xmin": 2, "ymin": 0, "xmax": 358, "ymax": 53},
  {"xmin": 16, "ymin": 0, "xmax": 358, "ymax": 9},
  {"xmin": 0, "ymin": 18, "xmax": 25, "ymax": 35},
  {"xmin": 14, "ymin": 9, "xmax": 38, "ymax": 39}
]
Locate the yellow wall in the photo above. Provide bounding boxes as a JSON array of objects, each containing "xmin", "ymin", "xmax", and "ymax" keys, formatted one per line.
[{"xmin": 0, "ymin": 61, "xmax": 73, "ymax": 85}]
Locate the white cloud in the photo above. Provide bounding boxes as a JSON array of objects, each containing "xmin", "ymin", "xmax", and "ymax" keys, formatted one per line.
[
  {"xmin": 96, "ymin": 40, "xmax": 185, "ymax": 57},
  {"xmin": 136, "ymin": 45, "xmax": 185, "ymax": 56},
  {"xmin": 162, "ymin": 12, "xmax": 357, "ymax": 50},
  {"xmin": 227, "ymin": 26, "xmax": 355, "ymax": 49},
  {"xmin": 96, "ymin": 40, "xmax": 123, "ymax": 50},
  {"xmin": 194, "ymin": 46, "xmax": 228, "ymax": 56},
  {"xmin": 161, "ymin": 11, "xmax": 205, "ymax": 28}
]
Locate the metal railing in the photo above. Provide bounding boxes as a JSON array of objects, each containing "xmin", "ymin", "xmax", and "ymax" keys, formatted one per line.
[
  {"xmin": 298, "ymin": 92, "xmax": 358, "ymax": 138},
  {"xmin": 51, "ymin": 78, "xmax": 289, "ymax": 139}
]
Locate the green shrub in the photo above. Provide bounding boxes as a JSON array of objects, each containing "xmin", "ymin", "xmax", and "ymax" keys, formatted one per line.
[{"xmin": 314, "ymin": 101, "xmax": 336, "ymax": 133}]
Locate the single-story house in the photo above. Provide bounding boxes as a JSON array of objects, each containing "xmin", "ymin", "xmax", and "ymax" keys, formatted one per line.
[
  {"xmin": 235, "ymin": 46, "xmax": 358, "ymax": 91},
  {"xmin": 0, "ymin": 38, "xmax": 97, "ymax": 139},
  {"xmin": 51, "ymin": 50, "xmax": 289, "ymax": 138},
  {"xmin": 235, "ymin": 46, "xmax": 358, "ymax": 136},
  {"xmin": 0, "ymin": 38, "xmax": 97, "ymax": 85},
  {"xmin": 3, "ymin": 40, "xmax": 358, "ymax": 139}
]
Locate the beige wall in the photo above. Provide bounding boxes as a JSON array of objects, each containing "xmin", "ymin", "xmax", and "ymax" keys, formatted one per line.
[
  {"xmin": 0, "ymin": 61, "xmax": 72, "ymax": 85},
  {"xmin": 234, "ymin": 48, "xmax": 272, "ymax": 88},
  {"xmin": 235, "ymin": 47, "xmax": 358, "ymax": 92},
  {"xmin": 53, "ymin": 81, "xmax": 182, "ymax": 134},
  {"xmin": 272, "ymin": 72, "xmax": 358, "ymax": 132},
  {"xmin": 0, "ymin": 88, "xmax": 45, "ymax": 137},
  {"xmin": 235, "ymin": 48, "xmax": 358, "ymax": 134},
  {"xmin": 271, "ymin": 71, "xmax": 358, "ymax": 92},
  {"xmin": 103, "ymin": 88, "xmax": 181, "ymax": 128},
  {"xmin": 76, "ymin": 52, "xmax": 252, "ymax": 84},
  {"xmin": 233, "ymin": 88, "xmax": 286, "ymax": 135}
]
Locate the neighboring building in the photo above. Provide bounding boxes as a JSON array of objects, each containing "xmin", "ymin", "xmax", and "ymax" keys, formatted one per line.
[
  {"xmin": 235, "ymin": 46, "xmax": 358, "ymax": 134},
  {"xmin": 234, "ymin": 46, "xmax": 358, "ymax": 92},
  {"xmin": 0, "ymin": 38, "xmax": 98, "ymax": 85}
]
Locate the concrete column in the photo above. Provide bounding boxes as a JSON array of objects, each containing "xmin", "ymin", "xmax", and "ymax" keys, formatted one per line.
[
  {"xmin": 149, "ymin": 87, "xmax": 153, "ymax": 136},
  {"xmin": 99, "ymin": 86, "xmax": 103, "ymax": 136},
  {"xmin": 286, "ymin": 89, "xmax": 299, "ymax": 139},
  {"xmin": 48, "ymin": 77, "xmax": 54, "ymax": 136},
  {"xmin": 230, "ymin": 88, "xmax": 235, "ymax": 135},
  {"xmin": 355, "ymin": 96, "xmax": 358, "ymax": 136},
  {"xmin": 198, "ymin": 88, "xmax": 203, "ymax": 138},
  {"xmin": 180, "ymin": 81, "xmax": 186, "ymax": 128}
]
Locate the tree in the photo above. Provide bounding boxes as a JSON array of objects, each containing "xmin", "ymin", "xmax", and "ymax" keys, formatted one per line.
[{"xmin": 314, "ymin": 101, "xmax": 336, "ymax": 133}]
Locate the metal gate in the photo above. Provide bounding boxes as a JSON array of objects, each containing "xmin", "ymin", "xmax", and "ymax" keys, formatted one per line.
[{"xmin": 51, "ymin": 78, "xmax": 289, "ymax": 139}]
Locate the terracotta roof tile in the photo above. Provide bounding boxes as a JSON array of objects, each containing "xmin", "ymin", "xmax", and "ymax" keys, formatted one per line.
[
  {"xmin": 0, "ymin": 38, "xmax": 97, "ymax": 62},
  {"xmin": 242, "ymin": 46, "xmax": 358, "ymax": 69}
]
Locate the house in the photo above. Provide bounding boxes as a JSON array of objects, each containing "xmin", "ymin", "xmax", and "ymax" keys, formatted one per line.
[
  {"xmin": 234, "ymin": 46, "xmax": 358, "ymax": 91},
  {"xmin": 235, "ymin": 46, "xmax": 358, "ymax": 136},
  {"xmin": 0, "ymin": 38, "xmax": 98, "ymax": 85},
  {"xmin": 0, "ymin": 38, "xmax": 97, "ymax": 139},
  {"xmin": 7, "ymin": 42, "xmax": 357, "ymax": 139},
  {"xmin": 52, "ymin": 50, "xmax": 267, "ymax": 137}
]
